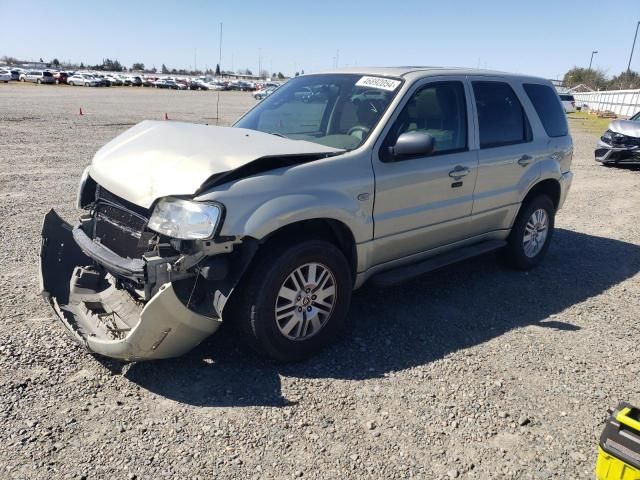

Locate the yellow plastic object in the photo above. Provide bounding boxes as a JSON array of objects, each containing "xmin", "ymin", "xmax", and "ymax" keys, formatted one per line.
[
  {"xmin": 596, "ymin": 447, "xmax": 640, "ymax": 480},
  {"xmin": 618, "ymin": 408, "xmax": 640, "ymax": 433}
]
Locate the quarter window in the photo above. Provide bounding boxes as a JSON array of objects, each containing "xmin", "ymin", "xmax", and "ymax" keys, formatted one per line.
[
  {"xmin": 472, "ymin": 81, "xmax": 532, "ymax": 149},
  {"xmin": 385, "ymin": 81, "xmax": 468, "ymax": 160},
  {"xmin": 523, "ymin": 83, "xmax": 569, "ymax": 137}
]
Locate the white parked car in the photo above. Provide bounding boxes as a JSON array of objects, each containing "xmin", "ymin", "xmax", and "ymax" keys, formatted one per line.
[
  {"xmin": 68, "ymin": 74, "xmax": 100, "ymax": 87},
  {"xmin": 559, "ymin": 94, "xmax": 576, "ymax": 113},
  {"xmin": 0, "ymin": 69, "xmax": 11, "ymax": 83}
]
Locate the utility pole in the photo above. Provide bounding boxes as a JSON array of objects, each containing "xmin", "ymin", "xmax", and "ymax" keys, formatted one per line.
[
  {"xmin": 628, "ymin": 21, "xmax": 640, "ymax": 73},
  {"xmin": 589, "ymin": 50, "xmax": 598, "ymax": 70},
  {"xmin": 194, "ymin": 48, "xmax": 197, "ymax": 72},
  {"xmin": 218, "ymin": 22, "xmax": 223, "ymax": 75}
]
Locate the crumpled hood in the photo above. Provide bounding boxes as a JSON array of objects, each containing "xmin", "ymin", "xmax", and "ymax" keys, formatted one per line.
[
  {"xmin": 609, "ymin": 119, "xmax": 640, "ymax": 138},
  {"xmin": 89, "ymin": 120, "xmax": 342, "ymax": 208}
]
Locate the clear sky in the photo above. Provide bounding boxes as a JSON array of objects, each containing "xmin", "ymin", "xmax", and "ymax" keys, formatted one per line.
[{"xmin": 1, "ymin": 0, "xmax": 638, "ymax": 79}]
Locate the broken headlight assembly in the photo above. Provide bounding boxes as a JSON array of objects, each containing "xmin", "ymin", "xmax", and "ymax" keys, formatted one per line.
[
  {"xmin": 147, "ymin": 197, "xmax": 223, "ymax": 240},
  {"xmin": 601, "ymin": 130, "xmax": 638, "ymax": 146},
  {"xmin": 600, "ymin": 130, "xmax": 613, "ymax": 144}
]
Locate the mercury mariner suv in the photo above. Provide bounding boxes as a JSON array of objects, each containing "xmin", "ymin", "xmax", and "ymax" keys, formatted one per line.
[{"xmin": 40, "ymin": 67, "xmax": 573, "ymax": 362}]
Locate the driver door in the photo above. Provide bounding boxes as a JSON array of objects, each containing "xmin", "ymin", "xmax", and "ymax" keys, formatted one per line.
[{"xmin": 370, "ymin": 77, "xmax": 479, "ymax": 266}]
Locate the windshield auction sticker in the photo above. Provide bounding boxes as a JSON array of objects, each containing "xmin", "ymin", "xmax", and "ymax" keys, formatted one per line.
[{"xmin": 355, "ymin": 76, "xmax": 401, "ymax": 91}]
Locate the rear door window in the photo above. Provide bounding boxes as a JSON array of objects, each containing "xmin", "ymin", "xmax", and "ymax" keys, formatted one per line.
[
  {"xmin": 472, "ymin": 81, "xmax": 532, "ymax": 149},
  {"xmin": 523, "ymin": 83, "xmax": 569, "ymax": 138}
]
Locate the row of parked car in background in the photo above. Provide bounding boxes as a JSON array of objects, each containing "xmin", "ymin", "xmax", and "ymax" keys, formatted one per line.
[{"xmin": 0, "ymin": 67, "xmax": 282, "ymax": 93}]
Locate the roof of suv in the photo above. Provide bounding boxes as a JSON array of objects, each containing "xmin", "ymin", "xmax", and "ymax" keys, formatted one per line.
[{"xmin": 311, "ymin": 66, "xmax": 548, "ymax": 84}]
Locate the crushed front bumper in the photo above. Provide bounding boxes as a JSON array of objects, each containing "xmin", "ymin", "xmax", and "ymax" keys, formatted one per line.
[
  {"xmin": 595, "ymin": 140, "xmax": 640, "ymax": 164},
  {"xmin": 40, "ymin": 209, "xmax": 221, "ymax": 361}
]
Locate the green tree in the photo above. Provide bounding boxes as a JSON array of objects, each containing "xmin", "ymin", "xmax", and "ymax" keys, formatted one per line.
[
  {"xmin": 215, "ymin": 63, "xmax": 221, "ymax": 76},
  {"xmin": 51, "ymin": 58, "xmax": 60, "ymax": 67},
  {"xmin": 161, "ymin": 64, "xmax": 169, "ymax": 74},
  {"xmin": 277, "ymin": 72, "xmax": 285, "ymax": 80},
  {"xmin": 563, "ymin": 67, "xmax": 607, "ymax": 90},
  {"xmin": 608, "ymin": 70, "xmax": 640, "ymax": 90},
  {"xmin": 132, "ymin": 62, "xmax": 145, "ymax": 71}
]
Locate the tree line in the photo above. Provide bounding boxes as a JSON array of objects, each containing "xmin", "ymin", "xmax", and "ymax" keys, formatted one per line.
[{"xmin": 563, "ymin": 67, "xmax": 640, "ymax": 90}]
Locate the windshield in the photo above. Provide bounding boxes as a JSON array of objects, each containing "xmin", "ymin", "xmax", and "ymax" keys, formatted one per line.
[{"xmin": 235, "ymin": 74, "xmax": 402, "ymax": 150}]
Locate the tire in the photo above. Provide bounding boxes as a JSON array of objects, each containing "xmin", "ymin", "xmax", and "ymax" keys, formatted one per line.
[
  {"xmin": 228, "ymin": 240, "xmax": 353, "ymax": 362},
  {"xmin": 503, "ymin": 195, "xmax": 555, "ymax": 270}
]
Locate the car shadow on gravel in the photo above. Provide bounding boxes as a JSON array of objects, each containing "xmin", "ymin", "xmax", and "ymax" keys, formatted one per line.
[{"xmin": 122, "ymin": 228, "xmax": 640, "ymax": 407}]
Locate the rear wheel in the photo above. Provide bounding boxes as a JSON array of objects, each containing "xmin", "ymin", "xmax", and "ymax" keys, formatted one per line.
[
  {"xmin": 503, "ymin": 195, "xmax": 555, "ymax": 270},
  {"xmin": 228, "ymin": 240, "xmax": 352, "ymax": 362}
]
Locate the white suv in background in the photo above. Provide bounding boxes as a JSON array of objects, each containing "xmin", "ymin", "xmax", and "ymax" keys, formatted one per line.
[{"xmin": 559, "ymin": 94, "xmax": 576, "ymax": 113}]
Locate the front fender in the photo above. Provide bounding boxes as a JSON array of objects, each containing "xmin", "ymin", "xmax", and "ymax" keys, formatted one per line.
[{"xmin": 236, "ymin": 190, "xmax": 370, "ymax": 242}]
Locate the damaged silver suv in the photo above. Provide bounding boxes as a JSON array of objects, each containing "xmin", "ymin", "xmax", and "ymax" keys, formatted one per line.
[{"xmin": 41, "ymin": 67, "xmax": 573, "ymax": 362}]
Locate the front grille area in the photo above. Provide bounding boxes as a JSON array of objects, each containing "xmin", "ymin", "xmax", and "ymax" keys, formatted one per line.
[{"xmin": 93, "ymin": 187, "xmax": 154, "ymax": 259}]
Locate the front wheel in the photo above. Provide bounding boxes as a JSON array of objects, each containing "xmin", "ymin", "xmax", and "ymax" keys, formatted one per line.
[
  {"xmin": 228, "ymin": 240, "xmax": 353, "ymax": 362},
  {"xmin": 503, "ymin": 195, "xmax": 555, "ymax": 270}
]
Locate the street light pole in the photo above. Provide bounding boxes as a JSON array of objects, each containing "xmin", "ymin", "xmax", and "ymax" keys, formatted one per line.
[
  {"xmin": 589, "ymin": 50, "xmax": 598, "ymax": 70},
  {"xmin": 628, "ymin": 21, "xmax": 640, "ymax": 73}
]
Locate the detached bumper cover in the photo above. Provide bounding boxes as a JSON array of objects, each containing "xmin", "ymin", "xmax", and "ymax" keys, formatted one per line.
[
  {"xmin": 595, "ymin": 140, "xmax": 640, "ymax": 163},
  {"xmin": 40, "ymin": 209, "xmax": 220, "ymax": 361}
]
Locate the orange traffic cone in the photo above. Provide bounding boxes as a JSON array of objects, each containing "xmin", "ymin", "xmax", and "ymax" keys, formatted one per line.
[
  {"xmin": 164, "ymin": 112, "xmax": 169, "ymax": 120},
  {"xmin": 79, "ymin": 107, "xmax": 84, "ymax": 116}
]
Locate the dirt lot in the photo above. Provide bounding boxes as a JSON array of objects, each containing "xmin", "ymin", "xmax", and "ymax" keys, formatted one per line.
[{"xmin": 1, "ymin": 82, "xmax": 639, "ymax": 480}]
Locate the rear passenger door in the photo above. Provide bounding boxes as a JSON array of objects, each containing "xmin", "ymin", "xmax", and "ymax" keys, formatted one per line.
[{"xmin": 468, "ymin": 78, "xmax": 543, "ymax": 225}]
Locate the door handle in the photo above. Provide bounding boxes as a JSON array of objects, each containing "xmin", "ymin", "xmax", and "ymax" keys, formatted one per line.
[
  {"xmin": 448, "ymin": 166, "xmax": 470, "ymax": 178},
  {"xmin": 518, "ymin": 154, "xmax": 533, "ymax": 167}
]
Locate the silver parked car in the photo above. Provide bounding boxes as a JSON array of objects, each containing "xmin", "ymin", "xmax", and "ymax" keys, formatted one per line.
[
  {"xmin": 20, "ymin": 70, "xmax": 55, "ymax": 84},
  {"xmin": 41, "ymin": 67, "xmax": 573, "ymax": 362},
  {"xmin": 595, "ymin": 111, "xmax": 640, "ymax": 164},
  {"xmin": 68, "ymin": 73, "xmax": 100, "ymax": 87}
]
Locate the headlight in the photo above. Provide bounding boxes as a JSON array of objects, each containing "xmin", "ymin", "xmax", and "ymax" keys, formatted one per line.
[
  {"xmin": 601, "ymin": 130, "xmax": 613, "ymax": 142},
  {"xmin": 147, "ymin": 197, "xmax": 223, "ymax": 240}
]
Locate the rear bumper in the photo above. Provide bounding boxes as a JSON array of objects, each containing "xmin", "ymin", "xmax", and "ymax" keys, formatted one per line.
[
  {"xmin": 40, "ymin": 209, "xmax": 220, "ymax": 361},
  {"xmin": 595, "ymin": 140, "xmax": 640, "ymax": 163}
]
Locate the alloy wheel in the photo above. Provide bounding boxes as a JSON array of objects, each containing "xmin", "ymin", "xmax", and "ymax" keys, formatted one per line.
[
  {"xmin": 274, "ymin": 262, "xmax": 337, "ymax": 341},
  {"xmin": 523, "ymin": 208, "xmax": 549, "ymax": 258}
]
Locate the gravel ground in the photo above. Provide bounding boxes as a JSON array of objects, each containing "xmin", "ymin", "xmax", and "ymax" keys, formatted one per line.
[{"xmin": 1, "ymin": 82, "xmax": 639, "ymax": 480}]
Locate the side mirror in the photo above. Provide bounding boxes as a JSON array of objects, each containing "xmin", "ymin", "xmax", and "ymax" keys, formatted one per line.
[{"xmin": 389, "ymin": 131, "xmax": 435, "ymax": 159}]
